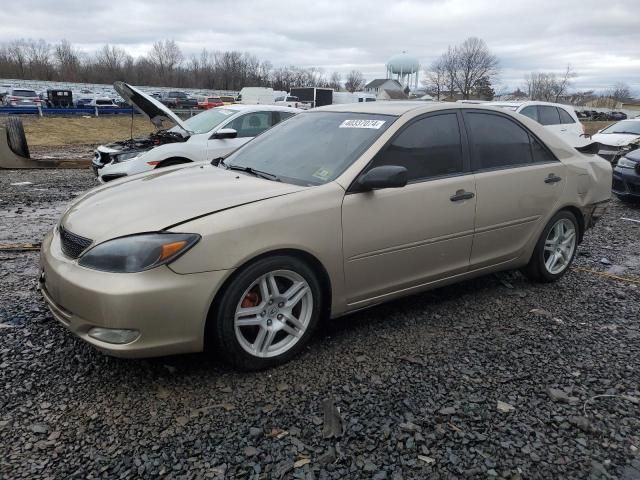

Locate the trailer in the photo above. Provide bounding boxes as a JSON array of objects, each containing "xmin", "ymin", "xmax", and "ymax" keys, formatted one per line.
[{"xmin": 289, "ymin": 87, "xmax": 333, "ymax": 108}]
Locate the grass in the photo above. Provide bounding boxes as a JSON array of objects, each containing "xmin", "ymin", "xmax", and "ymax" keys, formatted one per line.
[
  {"xmin": 582, "ymin": 121, "xmax": 612, "ymax": 136},
  {"xmin": 17, "ymin": 116, "xmax": 155, "ymax": 147}
]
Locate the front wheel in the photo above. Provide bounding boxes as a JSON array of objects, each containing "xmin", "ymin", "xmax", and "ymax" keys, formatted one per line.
[
  {"xmin": 210, "ymin": 255, "xmax": 323, "ymax": 370},
  {"xmin": 521, "ymin": 210, "xmax": 579, "ymax": 283}
]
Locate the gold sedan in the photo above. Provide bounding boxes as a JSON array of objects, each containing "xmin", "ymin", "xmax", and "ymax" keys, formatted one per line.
[{"xmin": 39, "ymin": 102, "xmax": 612, "ymax": 370}]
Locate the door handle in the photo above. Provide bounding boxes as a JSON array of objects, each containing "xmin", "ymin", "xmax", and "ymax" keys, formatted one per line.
[
  {"xmin": 544, "ymin": 174, "xmax": 562, "ymax": 184},
  {"xmin": 450, "ymin": 190, "xmax": 475, "ymax": 202}
]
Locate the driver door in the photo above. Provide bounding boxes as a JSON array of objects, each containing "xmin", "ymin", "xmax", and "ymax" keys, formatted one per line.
[
  {"xmin": 207, "ymin": 111, "xmax": 276, "ymax": 159},
  {"xmin": 341, "ymin": 112, "xmax": 476, "ymax": 306}
]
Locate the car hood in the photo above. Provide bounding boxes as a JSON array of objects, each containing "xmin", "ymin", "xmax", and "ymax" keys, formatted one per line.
[
  {"xmin": 60, "ymin": 164, "xmax": 306, "ymax": 243},
  {"xmin": 114, "ymin": 81, "xmax": 193, "ymax": 133},
  {"xmin": 591, "ymin": 132, "xmax": 640, "ymax": 147}
]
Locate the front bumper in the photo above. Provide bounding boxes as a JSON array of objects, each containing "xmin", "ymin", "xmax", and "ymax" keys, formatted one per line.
[
  {"xmin": 38, "ymin": 229, "xmax": 230, "ymax": 358},
  {"xmin": 612, "ymin": 166, "xmax": 640, "ymax": 198}
]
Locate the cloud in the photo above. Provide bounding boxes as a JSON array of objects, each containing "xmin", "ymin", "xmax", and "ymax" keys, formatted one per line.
[{"xmin": 2, "ymin": 0, "xmax": 639, "ymax": 93}]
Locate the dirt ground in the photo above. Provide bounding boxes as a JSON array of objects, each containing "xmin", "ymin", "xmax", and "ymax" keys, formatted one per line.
[{"xmin": 583, "ymin": 121, "xmax": 612, "ymax": 136}]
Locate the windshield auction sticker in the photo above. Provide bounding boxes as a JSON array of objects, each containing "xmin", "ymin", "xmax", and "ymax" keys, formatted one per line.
[{"xmin": 339, "ymin": 119, "xmax": 386, "ymax": 129}]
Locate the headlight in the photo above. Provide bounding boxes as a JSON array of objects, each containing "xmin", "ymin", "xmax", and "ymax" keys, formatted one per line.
[
  {"xmin": 115, "ymin": 151, "xmax": 142, "ymax": 162},
  {"xmin": 78, "ymin": 233, "xmax": 200, "ymax": 273},
  {"xmin": 617, "ymin": 157, "xmax": 638, "ymax": 169}
]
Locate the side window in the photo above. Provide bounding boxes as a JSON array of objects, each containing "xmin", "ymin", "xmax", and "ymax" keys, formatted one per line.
[
  {"xmin": 538, "ymin": 106, "xmax": 561, "ymax": 125},
  {"xmin": 228, "ymin": 111, "xmax": 273, "ymax": 138},
  {"xmin": 520, "ymin": 106, "xmax": 538, "ymax": 122},
  {"xmin": 369, "ymin": 113, "xmax": 463, "ymax": 181},
  {"xmin": 530, "ymin": 136, "xmax": 557, "ymax": 163},
  {"xmin": 558, "ymin": 108, "xmax": 575, "ymax": 124},
  {"xmin": 273, "ymin": 112, "xmax": 295, "ymax": 125},
  {"xmin": 465, "ymin": 112, "xmax": 533, "ymax": 169}
]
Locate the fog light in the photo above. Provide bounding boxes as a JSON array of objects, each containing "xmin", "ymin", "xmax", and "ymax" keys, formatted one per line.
[{"xmin": 88, "ymin": 328, "xmax": 139, "ymax": 344}]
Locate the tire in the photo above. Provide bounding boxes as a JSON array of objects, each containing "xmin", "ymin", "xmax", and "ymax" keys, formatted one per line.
[
  {"xmin": 155, "ymin": 158, "xmax": 191, "ymax": 169},
  {"xmin": 210, "ymin": 255, "xmax": 323, "ymax": 370},
  {"xmin": 521, "ymin": 210, "xmax": 579, "ymax": 283},
  {"xmin": 6, "ymin": 117, "xmax": 30, "ymax": 158}
]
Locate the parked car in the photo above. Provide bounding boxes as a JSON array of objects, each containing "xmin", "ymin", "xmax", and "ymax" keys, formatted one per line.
[
  {"xmin": 160, "ymin": 91, "xmax": 198, "ymax": 109},
  {"xmin": 486, "ymin": 101, "xmax": 584, "ymax": 146},
  {"xmin": 197, "ymin": 96, "xmax": 224, "ymax": 109},
  {"xmin": 611, "ymin": 148, "xmax": 640, "ymax": 202},
  {"xmin": 41, "ymin": 102, "xmax": 611, "ymax": 370},
  {"xmin": 274, "ymin": 95, "xmax": 302, "ymax": 108},
  {"xmin": 219, "ymin": 95, "xmax": 237, "ymax": 105},
  {"xmin": 2, "ymin": 88, "xmax": 41, "ymax": 107},
  {"xmin": 591, "ymin": 119, "xmax": 640, "ymax": 163},
  {"xmin": 609, "ymin": 111, "xmax": 627, "ymax": 121},
  {"xmin": 45, "ymin": 89, "xmax": 73, "ymax": 108},
  {"xmin": 87, "ymin": 98, "xmax": 118, "ymax": 108},
  {"xmin": 92, "ymin": 82, "xmax": 299, "ymax": 182}
]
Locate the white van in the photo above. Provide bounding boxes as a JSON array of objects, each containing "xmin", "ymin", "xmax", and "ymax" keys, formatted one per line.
[{"xmin": 238, "ymin": 87, "xmax": 275, "ymax": 105}]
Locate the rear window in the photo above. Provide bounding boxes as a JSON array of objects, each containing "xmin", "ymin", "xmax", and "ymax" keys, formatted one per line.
[
  {"xmin": 170, "ymin": 92, "xmax": 187, "ymax": 98},
  {"xmin": 12, "ymin": 89, "xmax": 37, "ymax": 97},
  {"xmin": 209, "ymin": 97, "xmax": 221, "ymax": 102},
  {"xmin": 558, "ymin": 108, "xmax": 575, "ymax": 124},
  {"xmin": 538, "ymin": 106, "xmax": 561, "ymax": 126}
]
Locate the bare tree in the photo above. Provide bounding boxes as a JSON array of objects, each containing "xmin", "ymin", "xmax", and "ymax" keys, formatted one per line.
[
  {"xmin": 609, "ymin": 82, "xmax": 631, "ymax": 103},
  {"xmin": 148, "ymin": 39, "xmax": 183, "ymax": 81},
  {"xmin": 525, "ymin": 65, "xmax": 575, "ymax": 102},
  {"xmin": 453, "ymin": 37, "xmax": 498, "ymax": 100},
  {"xmin": 54, "ymin": 40, "xmax": 81, "ymax": 82},
  {"xmin": 423, "ymin": 57, "xmax": 446, "ymax": 100},
  {"xmin": 442, "ymin": 46, "xmax": 458, "ymax": 99},
  {"xmin": 328, "ymin": 72, "xmax": 342, "ymax": 91},
  {"xmin": 344, "ymin": 70, "xmax": 365, "ymax": 93}
]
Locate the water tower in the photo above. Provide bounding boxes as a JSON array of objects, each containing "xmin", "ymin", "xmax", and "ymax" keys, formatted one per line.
[{"xmin": 386, "ymin": 52, "xmax": 420, "ymax": 90}]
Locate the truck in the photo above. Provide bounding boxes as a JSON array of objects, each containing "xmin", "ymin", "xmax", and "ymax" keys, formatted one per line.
[
  {"xmin": 332, "ymin": 91, "xmax": 376, "ymax": 104},
  {"xmin": 290, "ymin": 87, "xmax": 333, "ymax": 108}
]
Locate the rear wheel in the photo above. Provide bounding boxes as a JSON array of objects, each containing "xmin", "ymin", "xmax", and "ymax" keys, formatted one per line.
[
  {"xmin": 210, "ymin": 255, "xmax": 323, "ymax": 370},
  {"xmin": 5, "ymin": 117, "xmax": 30, "ymax": 158},
  {"xmin": 521, "ymin": 210, "xmax": 579, "ymax": 282}
]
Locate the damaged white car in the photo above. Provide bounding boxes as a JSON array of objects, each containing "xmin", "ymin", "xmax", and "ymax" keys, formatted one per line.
[
  {"xmin": 591, "ymin": 118, "xmax": 640, "ymax": 164},
  {"xmin": 92, "ymin": 82, "xmax": 300, "ymax": 182}
]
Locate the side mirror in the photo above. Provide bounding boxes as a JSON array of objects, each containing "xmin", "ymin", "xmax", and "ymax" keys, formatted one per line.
[
  {"xmin": 212, "ymin": 128, "xmax": 237, "ymax": 140},
  {"xmin": 357, "ymin": 165, "xmax": 408, "ymax": 191}
]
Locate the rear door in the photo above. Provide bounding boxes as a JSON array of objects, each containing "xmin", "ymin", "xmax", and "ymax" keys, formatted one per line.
[
  {"xmin": 557, "ymin": 106, "xmax": 583, "ymax": 144},
  {"xmin": 342, "ymin": 112, "xmax": 477, "ymax": 305},
  {"xmin": 462, "ymin": 110, "xmax": 566, "ymax": 268}
]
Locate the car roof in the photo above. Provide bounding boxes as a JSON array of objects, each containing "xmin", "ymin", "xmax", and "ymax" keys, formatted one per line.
[
  {"xmin": 225, "ymin": 104, "xmax": 300, "ymax": 113},
  {"xmin": 487, "ymin": 100, "xmax": 576, "ymax": 110},
  {"xmin": 316, "ymin": 101, "xmax": 529, "ymax": 117}
]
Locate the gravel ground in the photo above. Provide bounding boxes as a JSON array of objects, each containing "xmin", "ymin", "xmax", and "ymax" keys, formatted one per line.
[{"xmin": 1, "ymin": 169, "xmax": 639, "ymax": 479}]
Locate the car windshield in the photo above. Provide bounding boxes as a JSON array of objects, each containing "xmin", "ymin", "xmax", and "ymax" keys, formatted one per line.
[
  {"xmin": 600, "ymin": 120, "xmax": 640, "ymax": 135},
  {"xmin": 224, "ymin": 111, "xmax": 395, "ymax": 186},
  {"xmin": 13, "ymin": 90, "xmax": 37, "ymax": 97},
  {"xmin": 180, "ymin": 108, "xmax": 237, "ymax": 134}
]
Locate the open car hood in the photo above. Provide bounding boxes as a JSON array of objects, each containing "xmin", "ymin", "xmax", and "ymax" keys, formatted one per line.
[
  {"xmin": 591, "ymin": 132, "xmax": 640, "ymax": 147},
  {"xmin": 114, "ymin": 81, "xmax": 193, "ymax": 133}
]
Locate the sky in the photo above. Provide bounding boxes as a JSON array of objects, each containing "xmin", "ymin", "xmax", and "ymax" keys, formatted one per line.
[{"xmin": 2, "ymin": 0, "xmax": 639, "ymax": 95}]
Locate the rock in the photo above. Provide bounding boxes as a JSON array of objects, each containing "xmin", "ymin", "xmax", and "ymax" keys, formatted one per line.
[
  {"xmin": 418, "ymin": 455, "xmax": 436, "ymax": 465},
  {"xmin": 497, "ymin": 400, "xmax": 515, "ymax": 413},
  {"xmin": 438, "ymin": 406, "xmax": 456, "ymax": 415},
  {"xmin": 318, "ymin": 447, "xmax": 336, "ymax": 465},
  {"xmin": 373, "ymin": 471, "xmax": 388, "ymax": 480},
  {"xmin": 321, "ymin": 399, "xmax": 342, "ymax": 439},
  {"xmin": 569, "ymin": 416, "xmax": 591, "ymax": 432},
  {"xmin": 30, "ymin": 424, "xmax": 48, "ymax": 434},
  {"xmin": 244, "ymin": 446, "xmax": 259, "ymax": 457},
  {"xmin": 600, "ymin": 258, "xmax": 612, "ymax": 265},
  {"xmin": 547, "ymin": 387, "xmax": 579, "ymax": 404},
  {"xmin": 398, "ymin": 422, "xmax": 421, "ymax": 433},
  {"xmin": 249, "ymin": 427, "xmax": 262, "ymax": 438}
]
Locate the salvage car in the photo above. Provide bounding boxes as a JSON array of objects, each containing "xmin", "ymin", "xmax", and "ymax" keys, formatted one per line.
[
  {"xmin": 611, "ymin": 148, "xmax": 640, "ymax": 202},
  {"xmin": 40, "ymin": 102, "xmax": 611, "ymax": 370},
  {"xmin": 92, "ymin": 82, "xmax": 299, "ymax": 182},
  {"xmin": 591, "ymin": 118, "xmax": 640, "ymax": 164},
  {"xmin": 2, "ymin": 88, "xmax": 42, "ymax": 107},
  {"xmin": 197, "ymin": 96, "xmax": 225, "ymax": 109},
  {"xmin": 486, "ymin": 101, "xmax": 585, "ymax": 146}
]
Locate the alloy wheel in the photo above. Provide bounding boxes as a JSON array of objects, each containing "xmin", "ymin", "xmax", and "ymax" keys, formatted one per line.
[
  {"xmin": 234, "ymin": 269, "xmax": 313, "ymax": 358},
  {"xmin": 543, "ymin": 218, "xmax": 577, "ymax": 275}
]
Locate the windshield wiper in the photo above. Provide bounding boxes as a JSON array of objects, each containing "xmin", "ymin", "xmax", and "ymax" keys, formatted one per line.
[
  {"xmin": 224, "ymin": 164, "xmax": 280, "ymax": 182},
  {"xmin": 607, "ymin": 131, "xmax": 640, "ymax": 135}
]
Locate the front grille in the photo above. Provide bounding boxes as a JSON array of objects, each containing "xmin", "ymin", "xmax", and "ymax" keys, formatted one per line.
[{"xmin": 59, "ymin": 226, "xmax": 93, "ymax": 259}]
